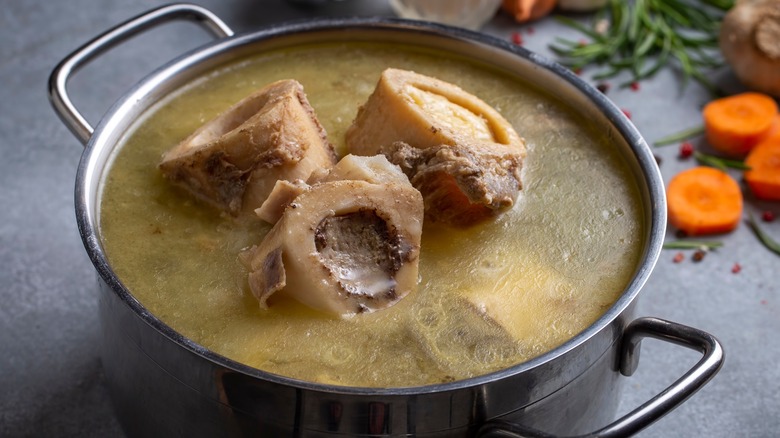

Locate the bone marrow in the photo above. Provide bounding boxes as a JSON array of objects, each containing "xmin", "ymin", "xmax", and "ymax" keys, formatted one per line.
[
  {"xmin": 159, "ymin": 79, "xmax": 337, "ymax": 215},
  {"xmin": 315, "ymin": 209, "xmax": 408, "ymax": 300},
  {"xmin": 346, "ymin": 68, "xmax": 526, "ymax": 226}
]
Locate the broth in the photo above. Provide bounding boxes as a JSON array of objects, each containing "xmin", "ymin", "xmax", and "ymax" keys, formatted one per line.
[{"xmin": 99, "ymin": 42, "xmax": 644, "ymax": 387}]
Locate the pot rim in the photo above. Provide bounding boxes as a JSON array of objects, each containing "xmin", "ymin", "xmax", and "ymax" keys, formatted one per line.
[{"xmin": 75, "ymin": 17, "xmax": 666, "ymax": 396}]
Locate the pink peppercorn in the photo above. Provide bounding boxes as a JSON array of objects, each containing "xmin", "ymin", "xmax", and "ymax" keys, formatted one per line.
[
  {"xmin": 511, "ymin": 32, "xmax": 523, "ymax": 45},
  {"xmin": 621, "ymin": 109, "xmax": 632, "ymax": 119},
  {"xmin": 673, "ymin": 252, "xmax": 684, "ymax": 263},
  {"xmin": 762, "ymin": 211, "xmax": 775, "ymax": 222},
  {"xmin": 679, "ymin": 142, "xmax": 694, "ymax": 159},
  {"xmin": 629, "ymin": 81, "xmax": 640, "ymax": 91},
  {"xmin": 731, "ymin": 263, "xmax": 742, "ymax": 274}
]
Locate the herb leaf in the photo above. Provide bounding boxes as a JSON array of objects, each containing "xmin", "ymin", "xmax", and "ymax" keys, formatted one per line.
[
  {"xmin": 654, "ymin": 125, "xmax": 705, "ymax": 146},
  {"xmin": 551, "ymin": 0, "xmax": 734, "ymax": 92},
  {"xmin": 694, "ymin": 151, "xmax": 751, "ymax": 171},
  {"xmin": 663, "ymin": 240, "xmax": 723, "ymax": 250},
  {"xmin": 747, "ymin": 214, "xmax": 780, "ymax": 256}
]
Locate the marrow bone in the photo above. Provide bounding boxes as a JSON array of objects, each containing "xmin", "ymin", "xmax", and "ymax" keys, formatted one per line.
[
  {"xmin": 241, "ymin": 155, "xmax": 424, "ymax": 317},
  {"xmin": 346, "ymin": 68, "xmax": 526, "ymax": 226},
  {"xmin": 159, "ymin": 79, "xmax": 337, "ymax": 215}
]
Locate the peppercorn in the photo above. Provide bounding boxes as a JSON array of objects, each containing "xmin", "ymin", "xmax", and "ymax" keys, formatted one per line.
[
  {"xmin": 762, "ymin": 211, "xmax": 775, "ymax": 222},
  {"xmin": 679, "ymin": 142, "xmax": 694, "ymax": 159},
  {"xmin": 692, "ymin": 249, "xmax": 706, "ymax": 262}
]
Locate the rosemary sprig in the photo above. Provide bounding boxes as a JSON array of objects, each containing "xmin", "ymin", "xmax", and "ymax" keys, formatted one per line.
[
  {"xmin": 694, "ymin": 151, "xmax": 751, "ymax": 171},
  {"xmin": 747, "ymin": 214, "xmax": 780, "ymax": 256},
  {"xmin": 550, "ymin": 0, "xmax": 735, "ymax": 92},
  {"xmin": 663, "ymin": 240, "xmax": 724, "ymax": 250},
  {"xmin": 654, "ymin": 125, "xmax": 705, "ymax": 146}
]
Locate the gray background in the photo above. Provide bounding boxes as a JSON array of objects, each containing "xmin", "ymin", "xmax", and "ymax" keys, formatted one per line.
[{"xmin": 1, "ymin": 0, "xmax": 778, "ymax": 436}]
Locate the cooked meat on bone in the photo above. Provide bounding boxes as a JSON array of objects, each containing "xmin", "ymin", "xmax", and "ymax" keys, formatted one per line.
[
  {"xmin": 159, "ymin": 79, "xmax": 336, "ymax": 215},
  {"xmin": 345, "ymin": 68, "xmax": 526, "ymax": 226},
  {"xmin": 383, "ymin": 141, "xmax": 523, "ymax": 226},
  {"xmin": 241, "ymin": 155, "xmax": 423, "ymax": 317}
]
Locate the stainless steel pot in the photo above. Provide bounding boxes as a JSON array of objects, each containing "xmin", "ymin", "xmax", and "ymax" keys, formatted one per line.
[{"xmin": 49, "ymin": 4, "xmax": 724, "ymax": 437}]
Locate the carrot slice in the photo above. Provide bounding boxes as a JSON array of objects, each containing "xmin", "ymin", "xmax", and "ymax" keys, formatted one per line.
[
  {"xmin": 702, "ymin": 92, "xmax": 778, "ymax": 157},
  {"xmin": 745, "ymin": 136, "xmax": 780, "ymax": 201},
  {"xmin": 667, "ymin": 166, "xmax": 743, "ymax": 236},
  {"xmin": 763, "ymin": 115, "xmax": 780, "ymax": 142}
]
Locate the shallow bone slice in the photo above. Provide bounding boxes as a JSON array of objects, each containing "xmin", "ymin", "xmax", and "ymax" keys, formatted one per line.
[
  {"xmin": 308, "ymin": 153, "xmax": 410, "ymax": 186},
  {"xmin": 345, "ymin": 68, "xmax": 526, "ymax": 226},
  {"xmin": 159, "ymin": 79, "xmax": 336, "ymax": 215},
  {"xmin": 459, "ymin": 257, "xmax": 578, "ymax": 342},
  {"xmin": 407, "ymin": 294, "xmax": 520, "ymax": 376},
  {"xmin": 241, "ymin": 157, "xmax": 424, "ymax": 316},
  {"xmin": 383, "ymin": 141, "xmax": 523, "ymax": 226},
  {"xmin": 408, "ymin": 259, "xmax": 578, "ymax": 373}
]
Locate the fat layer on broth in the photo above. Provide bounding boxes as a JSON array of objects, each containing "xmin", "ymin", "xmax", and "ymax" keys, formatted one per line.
[{"xmin": 99, "ymin": 43, "xmax": 643, "ymax": 387}]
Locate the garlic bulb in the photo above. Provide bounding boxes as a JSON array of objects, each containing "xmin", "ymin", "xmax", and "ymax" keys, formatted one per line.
[{"xmin": 719, "ymin": 0, "xmax": 780, "ymax": 98}]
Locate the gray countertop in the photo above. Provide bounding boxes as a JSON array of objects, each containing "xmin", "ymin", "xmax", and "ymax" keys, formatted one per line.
[{"xmin": 1, "ymin": 0, "xmax": 778, "ymax": 436}]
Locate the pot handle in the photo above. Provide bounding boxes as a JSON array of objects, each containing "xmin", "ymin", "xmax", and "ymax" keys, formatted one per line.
[
  {"xmin": 48, "ymin": 3, "xmax": 234, "ymax": 146},
  {"xmin": 477, "ymin": 317, "xmax": 724, "ymax": 438}
]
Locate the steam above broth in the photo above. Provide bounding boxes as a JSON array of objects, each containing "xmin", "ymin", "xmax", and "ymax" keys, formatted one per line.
[{"xmin": 99, "ymin": 42, "xmax": 643, "ymax": 387}]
